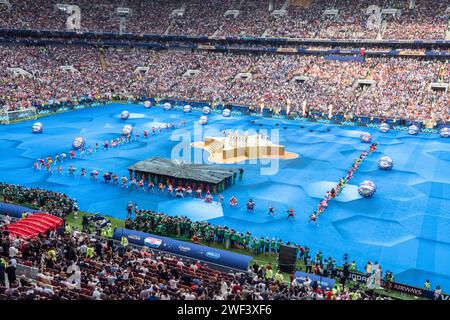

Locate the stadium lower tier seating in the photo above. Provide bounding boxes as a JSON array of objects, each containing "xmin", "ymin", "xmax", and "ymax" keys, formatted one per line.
[
  {"xmin": 1, "ymin": 45, "xmax": 448, "ymax": 123},
  {"xmin": 0, "ymin": 230, "xmax": 386, "ymax": 300}
]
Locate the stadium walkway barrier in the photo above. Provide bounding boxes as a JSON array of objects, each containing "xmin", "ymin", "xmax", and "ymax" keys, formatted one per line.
[
  {"xmin": 113, "ymin": 228, "xmax": 252, "ymax": 272},
  {"xmin": 0, "ymin": 202, "xmax": 43, "ymax": 219}
]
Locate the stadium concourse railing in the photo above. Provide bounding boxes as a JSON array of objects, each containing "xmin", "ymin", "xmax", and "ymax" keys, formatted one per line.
[
  {"xmin": 1, "ymin": 28, "xmax": 450, "ymax": 48},
  {"xmin": 4, "ymin": 96, "xmax": 448, "ymax": 133},
  {"xmin": 13, "ymin": 229, "xmax": 247, "ymax": 276},
  {"xmin": 1, "ymin": 30, "xmax": 450, "ymax": 59}
]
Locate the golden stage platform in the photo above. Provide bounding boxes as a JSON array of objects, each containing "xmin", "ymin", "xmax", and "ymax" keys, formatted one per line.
[{"xmin": 192, "ymin": 133, "xmax": 299, "ymax": 164}]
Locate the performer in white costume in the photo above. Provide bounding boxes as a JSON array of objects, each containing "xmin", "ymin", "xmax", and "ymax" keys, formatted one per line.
[{"xmin": 373, "ymin": 263, "xmax": 382, "ymax": 289}]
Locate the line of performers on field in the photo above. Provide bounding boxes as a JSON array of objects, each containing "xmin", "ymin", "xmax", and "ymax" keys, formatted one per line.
[
  {"xmin": 307, "ymin": 142, "xmax": 379, "ymax": 226},
  {"xmin": 32, "ymin": 121, "xmax": 186, "ymax": 173}
]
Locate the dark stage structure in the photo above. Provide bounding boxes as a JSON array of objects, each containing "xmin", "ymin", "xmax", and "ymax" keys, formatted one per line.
[{"xmin": 128, "ymin": 157, "xmax": 240, "ymax": 192}]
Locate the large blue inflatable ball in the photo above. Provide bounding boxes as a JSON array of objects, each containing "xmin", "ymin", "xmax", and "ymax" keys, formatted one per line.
[
  {"xmin": 379, "ymin": 123, "xmax": 390, "ymax": 133},
  {"xmin": 183, "ymin": 105, "xmax": 192, "ymax": 113},
  {"xmin": 222, "ymin": 109, "xmax": 231, "ymax": 117},
  {"xmin": 144, "ymin": 101, "xmax": 151, "ymax": 108},
  {"xmin": 360, "ymin": 132, "xmax": 372, "ymax": 143},
  {"xmin": 72, "ymin": 136, "xmax": 85, "ymax": 150},
  {"xmin": 120, "ymin": 110, "xmax": 130, "ymax": 120},
  {"xmin": 32, "ymin": 122, "xmax": 43, "ymax": 133},
  {"xmin": 377, "ymin": 156, "xmax": 394, "ymax": 170},
  {"xmin": 408, "ymin": 125, "xmax": 419, "ymax": 135},
  {"xmin": 199, "ymin": 116, "xmax": 208, "ymax": 125},
  {"xmin": 163, "ymin": 102, "xmax": 172, "ymax": 111},
  {"xmin": 122, "ymin": 125, "xmax": 133, "ymax": 135},
  {"xmin": 202, "ymin": 106, "xmax": 211, "ymax": 115},
  {"xmin": 358, "ymin": 180, "xmax": 377, "ymax": 198},
  {"xmin": 440, "ymin": 127, "xmax": 450, "ymax": 138}
]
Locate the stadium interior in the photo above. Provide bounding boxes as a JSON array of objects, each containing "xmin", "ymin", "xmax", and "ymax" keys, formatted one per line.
[{"xmin": 0, "ymin": 0, "xmax": 449, "ymax": 302}]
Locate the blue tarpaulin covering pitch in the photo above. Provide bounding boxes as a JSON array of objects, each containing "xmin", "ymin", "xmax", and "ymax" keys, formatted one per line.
[{"xmin": 1, "ymin": 103, "xmax": 449, "ymax": 289}]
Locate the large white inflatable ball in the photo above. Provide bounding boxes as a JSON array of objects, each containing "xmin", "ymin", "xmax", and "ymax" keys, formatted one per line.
[
  {"xmin": 183, "ymin": 105, "xmax": 192, "ymax": 113},
  {"xmin": 144, "ymin": 101, "xmax": 151, "ymax": 108},
  {"xmin": 377, "ymin": 156, "xmax": 394, "ymax": 170},
  {"xmin": 360, "ymin": 132, "xmax": 372, "ymax": 143},
  {"xmin": 122, "ymin": 124, "xmax": 133, "ymax": 135},
  {"xmin": 72, "ymin": 136, "xmax": 85, "ymax": 150},
  {"xmin": 440, "ymin": 127, "xmax": 450, "ymax": 138},
  {"xmin": 379, "ymin": 123, "xmax": 390, "ymax": 133},
  {"xmin": 408, "ymin": 125, "xmax": 419, "ymax": 135},
  {"xmin": 199, "ymin": 116, "xmax": 208, "ymax": 125},
  {"xmin": 202, "ymin": 106, "xmax": 211, "ymax": 115},
  {"xmin": 358, "ymin": 180, "xmax": 377, "ymax": 198},
  {"xmin": 163, "ymin": 102, "xmax": 172, "ymax": 111},
  {"xmin": 222, "ymin": 109, "xmax": 231, "ymax": 117},
  {"xmin": 32, "ymin": 122, "xmax": 43, "ymax": 133},
  {"xmin": 120, "ymin": 110, "xmax": 130, "ymax": 120}
]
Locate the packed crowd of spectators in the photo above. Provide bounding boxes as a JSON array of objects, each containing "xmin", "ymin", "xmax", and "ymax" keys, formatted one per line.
[
  {"xmin": 382, "ymin": 0, "xmax": 449, "ymax": 40},
  {"xmin": 0, "ymin": 45, "xmax": 104, "ymax": 111},
  {"xmin": 0, "ymin": 0, "xmax": 448, "ymax": 40},
  {"xmin": 1, "ymin": 44, "xmax": 448, "ymax": 124},
  {"xmin": 0, "ymin": 183, "xmax": 78, "ymax": 217},
  {"xmin": 352, "ymin": 58, "xmax": 448, "ymax": 121},
  {"xmin": 0, "ymin": 221, "xmax": 387, "ymax": 300},
  {"xmin": 168, "ymin": 0, "xmax": 226, "ymax": 36}
]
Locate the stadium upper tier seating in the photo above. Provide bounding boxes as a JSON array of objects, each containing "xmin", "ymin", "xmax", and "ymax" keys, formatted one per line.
[{"xmin": 0, "ymin": 0, "xmax": 448, "ymax": 40}]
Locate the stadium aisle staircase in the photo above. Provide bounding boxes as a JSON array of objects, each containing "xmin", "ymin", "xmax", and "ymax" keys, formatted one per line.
[
  {"xmin": 437, "ymin": 62, "xmax": 446, "ymax": 82},
  {"xmin": 206, "ymin": 140, "xmax": 224, "ymax": 154},
  {"xmin": 446, "ymin": 20, "xmax": 450, "ymax": 40},
  {"xmin": 365, "ymin": 61, "xmax": 379, "ymax": 80},
  {"xmin": 377, "ymin": 20, "xmax": 388, "ymax": 40},
  {"xmin": 164, "ymin": 19, "xmax": 175, "ymax": 35},
  {"xmin": 98, "ymin": 49, "xmax": 107, "ymax": 70}
]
